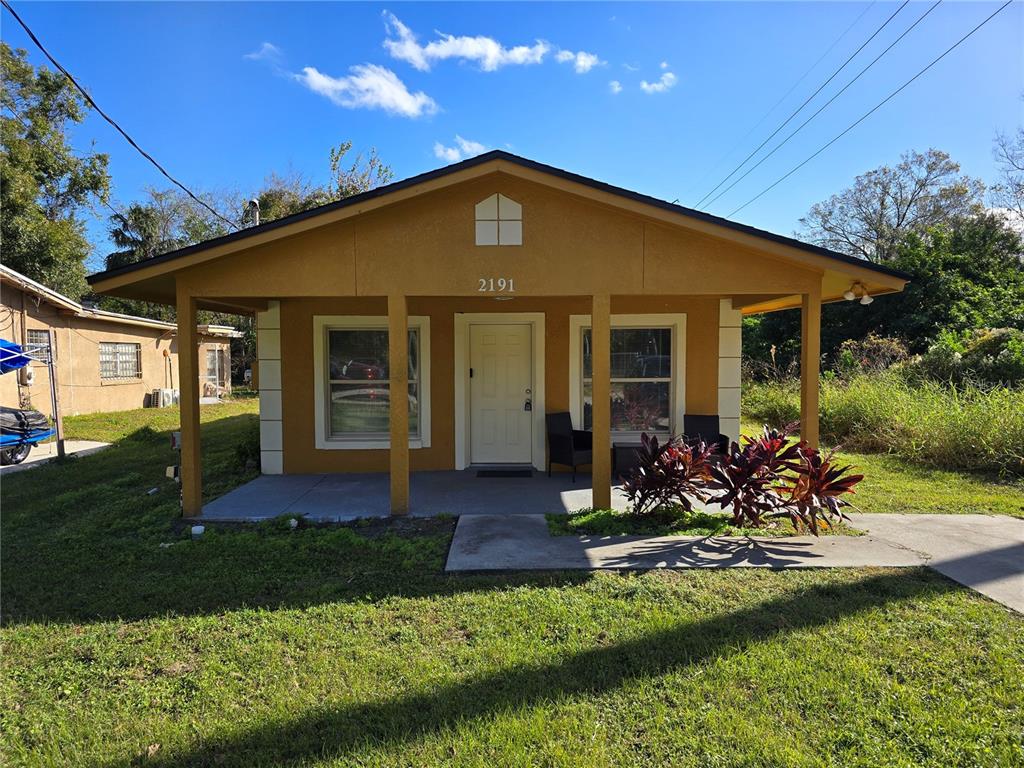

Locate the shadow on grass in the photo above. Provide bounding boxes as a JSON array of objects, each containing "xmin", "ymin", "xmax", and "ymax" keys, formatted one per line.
[
  {"xmin": 0, "ymin": 413, "xmax": 597, "ymax": 625},
  {"xmin": 125, "ymin": 569, "xmax": 958, "ymax": 768}
]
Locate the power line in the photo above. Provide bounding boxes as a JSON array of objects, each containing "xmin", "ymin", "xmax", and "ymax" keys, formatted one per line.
[
  {"xmin": 1, "ymin": 0, "xmax": 238, "ymax": 231},
  {"xmin": 693, "ymin": 0, "xmax": 910, "ymax": 209},
  {"xmin": 726, "ymin": 0, "xmax": 1014, "ymax": 219},
  {"xmin": 701, "ymin": 0, "xmax": 942, "ymax": 213},
  {"xmin": 680, "ymin": 1, "xmax": 877, "ymax": 200}
]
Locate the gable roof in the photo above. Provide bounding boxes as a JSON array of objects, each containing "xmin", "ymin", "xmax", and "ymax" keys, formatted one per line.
[{"xmin": 86, "ymin": 150, "xmax": 909, "ymax": 286}]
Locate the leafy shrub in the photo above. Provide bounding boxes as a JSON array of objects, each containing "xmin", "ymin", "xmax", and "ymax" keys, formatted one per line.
[
  {"xmin": 621, "ymin": 425, "xmax": 864, "ymax": 534},
  {"xmin": 621, "ymin": 433, "xmax": 713, "ymax": 515},
  {"xmin": 778, "ymin": 448, "xmax": 864, "ymax": 534},
  {"xmin": 836, "ymin": 334, "xmax": 909, "ymax": 377},
  {"xmin": 908, "ymin": 328, "xmax": 1024, "ymax": 386}
]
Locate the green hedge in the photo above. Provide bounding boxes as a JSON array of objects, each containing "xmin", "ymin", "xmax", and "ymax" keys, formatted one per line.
[{"xmin": 743, "ymin": 373, "xmax": 1023, "ymax": 475}]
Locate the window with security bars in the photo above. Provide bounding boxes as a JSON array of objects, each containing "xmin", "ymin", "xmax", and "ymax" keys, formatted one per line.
[
  {"xmin": 26, "ymin": 329, "xmax": 52, "ymax": 362},
  {"xmin": 99, "ymin": 342, "xmax": 142, "ymax": 380}
]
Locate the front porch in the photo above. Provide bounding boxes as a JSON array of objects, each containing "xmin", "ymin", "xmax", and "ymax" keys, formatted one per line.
[{"xmin": 199, "ymin": 470, "xmax": 633, "ymax": 522}]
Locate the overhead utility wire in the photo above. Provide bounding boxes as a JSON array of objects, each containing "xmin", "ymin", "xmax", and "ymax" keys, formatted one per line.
[
  {"xmin": 681, "ymin": 1, "xmax": 877, "ymax": 199},
  {"xmin": 693, "ymin": 0, "xmax": 910, "ymax": 209},
  {"xmin": 726, "ymin": 0, "xmax": 1014, "ymax": 218},
  {"xmin": 1, "ymin": 0, "xmax": 238, "ymax": 231},
  {"xmin": 701, "ymin": 0, "xmax": 942, "ymax": 212}
]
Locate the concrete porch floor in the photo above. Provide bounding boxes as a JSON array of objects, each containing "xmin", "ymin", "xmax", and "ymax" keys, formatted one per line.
[{"xmin": 199, "ymin": 470, "xmax": 632, "ymax": 522}]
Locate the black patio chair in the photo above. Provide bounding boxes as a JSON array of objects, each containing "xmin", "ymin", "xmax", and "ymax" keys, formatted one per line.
[
  {"xmin": 682, "ymin": 414, "xmax": 730, "ymax": 454},
  {"xmin": 545, "ymin": 412, "xmax": 593, "ymax": 482}
]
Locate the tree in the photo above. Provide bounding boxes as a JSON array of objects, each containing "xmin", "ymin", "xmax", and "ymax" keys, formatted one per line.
[
  {"xmin": 745, "ymin": 213, "xmax": 1024, "ymax": 371},
  {"xmin": 799, "ymin": 149, "xmax": 983, "ymax": 263},
  {"xmin": 1, "ymin": 43, "xmax": 110, "ymax": 298},
  {"xmin": 327, "ymin": 141, "xmax": 393, "ymax": 199},
  {"xmin": 992, "ymin": 127, "xmax": 1024, "ymax": 225},
  {"xmin": 95, "ymin": 141, "xmax": 393, "ymax": 378},
  {"xmin": 243, "ymin": 142, "xmax": 394, "ymax": 225}
]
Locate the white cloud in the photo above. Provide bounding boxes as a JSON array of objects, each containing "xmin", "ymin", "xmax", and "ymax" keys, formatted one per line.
[
  {"xmin": 383, "ymin": 11, "xmax": 549, "ymax": 72},
  {"xmin": 623, "ymin": 62, "xmax": 639, "ymax": 72},
  {"xmin": 660, "ymin": 60, "xmax": 670, "ymax": 70},
  {"xmin": 556, "ymin": 49, "xmax": 603, "ymax": 74},
  {"xmin": 244, "ymin": 42, "xmax": 282, "ymax": 62},
  {"xmin": 433, "ymin": 143, "xmax": 461, "ymax": 163},
  {"xmin": 640, "ymin": 71, "xmax": 677, "ymax": 94},
  {"xmin": 295, "ymin": 64, "xmax": 438, "ymax": 118},
  {"xmin": 433, "ymin": 135, "xmax": 487, "ymax": 163},
  {"xmin": 608, "ymin": 80, "xmax": 623, "ymax": 94}
]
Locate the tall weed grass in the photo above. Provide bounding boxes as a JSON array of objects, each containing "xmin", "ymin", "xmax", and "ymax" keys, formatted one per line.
[{"xmin": 743, "ymin": 373, "xmax": 1024, "ymax": 475}]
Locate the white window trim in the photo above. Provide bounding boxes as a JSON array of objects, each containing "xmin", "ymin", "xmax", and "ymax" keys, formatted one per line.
[
  {"xmin": 453, "ymin": 312, "xmax": 546, "ymax": 470},
  {"xmin": 312, "ymin": 315, "xmax": 431, "ymax": 450},
  {"xmin": 568, "ymin": 314, "xmax": 686, "ymax": 440}
]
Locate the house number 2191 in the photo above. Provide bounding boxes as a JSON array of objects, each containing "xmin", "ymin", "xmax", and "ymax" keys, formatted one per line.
[{"xmin": 478, "ymin": 278, "xmax": 515, "ymax": 293}]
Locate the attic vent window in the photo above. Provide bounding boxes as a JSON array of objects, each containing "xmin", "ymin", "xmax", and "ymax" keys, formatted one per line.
[{"xmin": 475, "ymin": 194, "xmax": 522, "ymax": 246}]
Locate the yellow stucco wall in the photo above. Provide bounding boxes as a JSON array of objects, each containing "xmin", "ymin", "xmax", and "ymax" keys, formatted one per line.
[
  {"xmin": 177, "ymin": 172, "xmax": 822, "ymax": 300},
  {"xmin": 0, "ymin": 283, "xmax": 232, "ymax": 415},
  {"xmin": 278, "ymin": 295, "xmax": 720, "ymax": 473}
]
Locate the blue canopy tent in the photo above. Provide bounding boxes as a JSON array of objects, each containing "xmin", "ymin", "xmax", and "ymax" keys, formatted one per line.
[{"xmin": 0, "ymin": 339, "xmax": 33, "ymax": 374}]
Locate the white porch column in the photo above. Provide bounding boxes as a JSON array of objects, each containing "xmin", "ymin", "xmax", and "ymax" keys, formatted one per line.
[
  {"xmin": 718, "ymin": 299, "xmax": 742, "ymax": 444},
  {"xmin": 256, "ymin": 301, "xmax": 283, "ymax": 474}
]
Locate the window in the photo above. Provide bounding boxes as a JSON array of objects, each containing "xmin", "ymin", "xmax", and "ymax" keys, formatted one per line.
[
  {"xmin": 99, "ymin": 342, "xmax": 142, "ymax": 380},
  {"xmin": 313, "ymin": 316, "xmax": 431, "ymax": 449},
  {"xmin": 582, "ymin": 328, "xmax": 672, "ymax": 433},
  {"xmin": 475, "ymin": 194, "xmax": 522, "ymax": 246},
  {"xmin": 569, "ymin": 314, "xmax": 686, "ymax": 438},
  {"xmin": 26, "ymin": 329, "xmax": 51, "ymax": 362},
  {"xmin": 205, "ymin": 348, "xmax": 227, "ymax": 386}
]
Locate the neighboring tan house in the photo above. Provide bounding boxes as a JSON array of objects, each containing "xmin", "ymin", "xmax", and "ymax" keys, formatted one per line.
[
  {"xmin": 1, "ymin": 265, "xmax": 239, "ymax": 416},
  {"xmin": 87, "ymin": 151, "xmax": 908, "ymax": 516}
]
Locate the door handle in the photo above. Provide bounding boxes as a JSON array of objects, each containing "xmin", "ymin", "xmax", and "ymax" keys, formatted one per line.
[{"xmin": 524, "ymin": 399, "xmax": 532, "ymax": 412}]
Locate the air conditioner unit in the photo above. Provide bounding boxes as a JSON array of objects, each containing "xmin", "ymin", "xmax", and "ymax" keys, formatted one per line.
[{"xmin": 151, "ymin": 388, "xmax": 176, "ymax": 408}]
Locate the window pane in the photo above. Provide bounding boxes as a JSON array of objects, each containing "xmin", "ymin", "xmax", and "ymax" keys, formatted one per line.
[
  {"xmin": 329, "ymin": 330, "xmax": 389, "ymax": 380},
  {"xmin": 328, "ymin": 329, "xmax": 419, "ymax": 381},
  {"xmin": 583, "ymin": 381, "xmax": 671, "ymax": 433},
  {"xmin": 326, "ymin": 326, "xmax": 420, "ymax": 439},
  {"xmin": 583, "ymin": 328, "xmax": 671, "ymax": 378},
  {"xmin": 329, "ymin": 382, "xmax": 419, "ymax": 436}
]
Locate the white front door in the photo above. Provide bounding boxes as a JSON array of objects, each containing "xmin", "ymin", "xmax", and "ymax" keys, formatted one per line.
[{"xmin": 469, "ymin": 324, "xmax": 533, "ymax": 464}]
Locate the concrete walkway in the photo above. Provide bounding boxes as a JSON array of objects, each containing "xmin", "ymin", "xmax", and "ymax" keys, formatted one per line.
[
  {"xmin": 0, "ymin": 440, "xmax": 109, "ymax": 475},
  {"xmin": 200, "ymin": 471, "xmax": 632, "ymax": 522},
  {"xmin": 446, "ymin": 513, "xmax": 1024, "ymax": 613}
]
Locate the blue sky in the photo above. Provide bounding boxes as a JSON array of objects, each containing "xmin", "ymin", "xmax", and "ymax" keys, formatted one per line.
[{"xmin": 3, "ymin": 1, "xmax": 1021, "ymax": 269}]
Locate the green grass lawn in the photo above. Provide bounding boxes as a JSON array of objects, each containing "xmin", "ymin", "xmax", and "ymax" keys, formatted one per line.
[{"xmin": 1, "ymin": 403, "xmax": 1022, "ymax": 766}]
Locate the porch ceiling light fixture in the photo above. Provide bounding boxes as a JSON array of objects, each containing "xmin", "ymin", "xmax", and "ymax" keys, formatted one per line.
[
  {"xmin": 493, "ymin": 295, "xmax": 515, "ymax": 301},
  {"xmin": 843, "ymin": 282, "xmax": 873, "ymax": 305}
]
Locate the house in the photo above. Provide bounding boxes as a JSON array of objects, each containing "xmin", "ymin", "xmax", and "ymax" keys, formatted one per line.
[
  {"xmin": 87, "ymin": 151, "xmax": 908, "ymax": 517},
  {"xmin": 1, "ymin": 265, "xmax": 240, "ymax": 415}
]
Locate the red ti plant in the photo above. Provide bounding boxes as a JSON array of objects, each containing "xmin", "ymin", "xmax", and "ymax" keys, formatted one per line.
[
  {"xmin": 622, "ymin": 433, "xmax": 714, "ymax": 516},
  {"xmin": 778, "ymin": 445, "xmax": 864, "ymax": 535},
  {"xmin": 705, "ymin": 423, "xmax": 801, "ymax": 528}
]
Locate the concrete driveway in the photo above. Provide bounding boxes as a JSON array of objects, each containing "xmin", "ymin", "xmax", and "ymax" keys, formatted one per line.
[{"xmin": 447, "ymin": 513, "xmax": 1024, "ymax": 614}]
